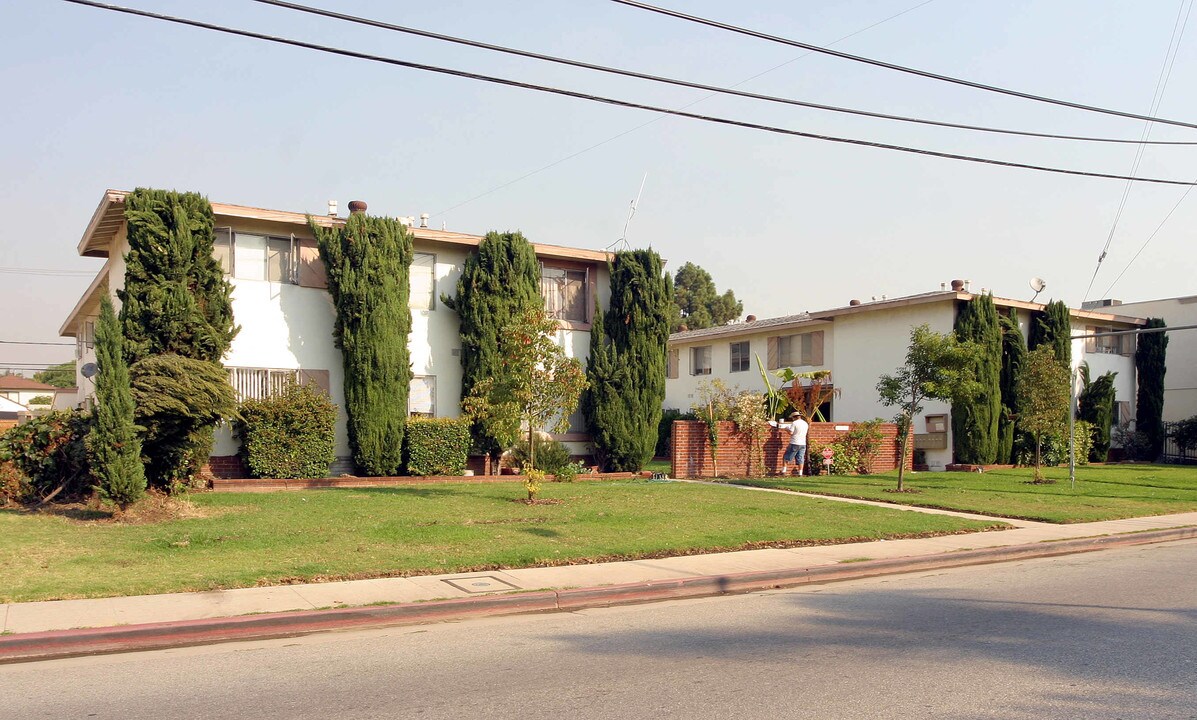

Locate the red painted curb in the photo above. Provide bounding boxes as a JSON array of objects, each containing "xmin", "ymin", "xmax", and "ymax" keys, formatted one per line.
[{"xmin": 2, "ymin": 527, "xmax": 1193, "ymax": 664}]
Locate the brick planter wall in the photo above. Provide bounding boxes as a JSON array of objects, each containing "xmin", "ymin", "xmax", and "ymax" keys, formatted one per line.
[
  {"xmin": 204, "ymin": 455, "xmax": 247, "ymax": 480},
  {"xmin": 670, "ymin": 420, "xmax": 910, "ymax": 479}
]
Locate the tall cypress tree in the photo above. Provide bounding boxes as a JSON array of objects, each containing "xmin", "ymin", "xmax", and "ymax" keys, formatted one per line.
[
  {"xmin": 951, "ymin": 294, "xmax": 1001, "ymax": 464},
  {"xmin": 118, "ymin": 188, "xmax": 238, "ymax": 488},
  {"xmin": 997, "ymin": 313, "xmax": 1025, "ymax": 464},
  {"xmin": 1078, "ymin": 366, "xmax": 1118, "ymax": 462},
  {"xmin": 87, "ymin": 295, "xmax": 146, "ymax": 508},
  {"xmin": 312, "ymin": 213, "xmax": 413, "ymax": 476},
  {"xmin": 583, "ymin": 250, "xmax": 672, "ymax": 471},
  {"xmin": 443, "ymin": 232, "xmax": 541, "ymax": 459},
  {"xmin": 1135, "ymin": 317, "xmax": 1168, "ymax": 460},
  {"xmin": 1028, "ymin": 299, "xmax": 1072, "ymax": 372}
]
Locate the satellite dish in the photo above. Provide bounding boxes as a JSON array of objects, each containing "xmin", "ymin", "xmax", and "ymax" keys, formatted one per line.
[
  {"xmin": 81, "ymin": 362, "xmax": 98, "ymax": 379},
  {"xmin": 1029, "ymin": 277, "xmax": 1046, "ymax": 302}
]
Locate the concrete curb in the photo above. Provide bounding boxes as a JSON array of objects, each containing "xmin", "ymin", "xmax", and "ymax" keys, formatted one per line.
[{"xmin": 2, "ymin": 526, "xmax": 1193, "ymax": 664}]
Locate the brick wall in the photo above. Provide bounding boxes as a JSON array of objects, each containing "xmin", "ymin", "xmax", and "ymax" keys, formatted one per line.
[
  {"xmin": 670, "ymin": 420, "xmax": 910, "ymax": 479},
  {"xmin": 204, "ymin": 455, "xmax": 247, "ymax": 480}
]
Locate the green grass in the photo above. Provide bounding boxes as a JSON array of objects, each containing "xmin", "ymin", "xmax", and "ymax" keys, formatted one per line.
[
  {"xmin": 0, "ymin": 480, "xmax": 1000, "ymax": 603},
  {"xmin": 644, "ymin": 459, "xmax": 671, "ymax": 474},
  {"xmin": 734, "ymin": 464, "xmax": 1197, "ymax": 523}
]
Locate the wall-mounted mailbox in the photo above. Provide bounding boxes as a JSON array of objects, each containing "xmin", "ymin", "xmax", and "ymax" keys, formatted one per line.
[
  {"xmin": 914, "ymin": 433, "xmax": 947, "ymax": 450},
  {"xmin": 925, "ymin": 414, "xmax": 948, "ymax": 434}
]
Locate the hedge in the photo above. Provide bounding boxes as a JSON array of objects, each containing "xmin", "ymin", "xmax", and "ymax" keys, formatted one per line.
[
  {"xmin": 235, "ymin": 380, "xmax": 337, "ymax": 479},
  {"xmin": 404, "ymin": 417, "xmax": 471, "ymax": 476}
]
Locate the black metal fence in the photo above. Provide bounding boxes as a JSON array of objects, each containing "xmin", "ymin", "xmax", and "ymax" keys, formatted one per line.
[{"xmin": 1162, "ymin": 421, "xmax": 1197, "ymax": 464}]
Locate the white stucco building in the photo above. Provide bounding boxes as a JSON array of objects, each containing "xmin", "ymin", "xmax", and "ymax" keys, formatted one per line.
[
  {"xmin": 665, "ymin": 287, "xmax": 1145, "ymax": 470},
  {"xmin": 60, "ymin": 189, "xmax": 611, "ymax": 475},
  {"xmin": 1094, "ymin": 294, "xmax": 1197, "ymax": 422}
]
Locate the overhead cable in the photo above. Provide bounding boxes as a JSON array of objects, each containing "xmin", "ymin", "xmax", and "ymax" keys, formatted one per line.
[
  {"xmin": 57, "ymin": 1, "xmax": 1197, "ymax": 187},
  {"xmin": 253, "ymin": 0, "xmax": 1197, "ymax": 146},
  {"xmin": 609, "ymin": 0, "xmax": 1197, "ymax": 131}
]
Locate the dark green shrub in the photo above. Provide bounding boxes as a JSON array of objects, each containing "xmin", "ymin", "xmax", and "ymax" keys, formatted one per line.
[
  {"xmin": 88, "ymin": 295, "xmax": 146, "ymax": 508},
  {"xmin": 1013, "ymin": 432, "xmax": 1066, "ymax": 467},
  {"xmin": 656, "ymin": 409, "xmax": 696, "ymax": 458},
  {"xmin": 0, "ymin": 411, "xmax": 92, "ymax": 501},
  {"xmin": 1171, "ymin": 416, "xmax": 1197, "ymax": 453},
  {"xmin": 236, "ymin": 380, "xmax": 337, "ymax": 479},
  {"xmin": 510, "ymin": 437, "xmax": 572, "ymax": 474},
  {"xmin": 404, "ymin": 417, "xmax": 471, "ymax": 476}
]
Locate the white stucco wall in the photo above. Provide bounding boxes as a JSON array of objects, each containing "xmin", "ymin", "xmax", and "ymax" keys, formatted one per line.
[{"xmin": 1114, "ymin": 296, "xmax": 1197, "ymax": 421}]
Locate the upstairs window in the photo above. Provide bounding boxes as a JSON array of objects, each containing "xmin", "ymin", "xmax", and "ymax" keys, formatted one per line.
[
  {"xmin": 410, "ymin": 253, "xmax": 436, "ymax": 310},
  {"xmin": 730, "ymin": 341, "xmax": 750, "ymax": 372},
  {"xmin": 691, "ymin": 346, "xmax": 712, "ymax": 375},
  {"xmin": 541, "ymin": 265, "xmax": 588, "ymax": 323},
  {"xmin": 215, "ymin": 228, "xmax": 296, "ymax": 284},
  {"xmin": 768, "ymin": 330, "xmax": 825, "ymax": 369}
]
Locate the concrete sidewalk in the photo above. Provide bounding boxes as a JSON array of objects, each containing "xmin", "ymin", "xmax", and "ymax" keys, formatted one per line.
[{"xmin": 2, "ymin": 490, "xmax": 1195, "ymax": 664}]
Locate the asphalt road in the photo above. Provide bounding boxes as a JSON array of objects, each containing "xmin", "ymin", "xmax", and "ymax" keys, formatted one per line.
[{"xmin": 4, "ymin": 540, "xmax": 1195, "ymax": 720}]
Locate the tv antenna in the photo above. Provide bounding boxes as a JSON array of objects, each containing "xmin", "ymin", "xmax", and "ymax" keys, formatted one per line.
[
  {"xmin": 81, "ymin": 362, "xmax": 98, "ymax": 379},
  {"xmin": 607, "ymin": 172, "xmax": 648, "ymax": 252},
  {"xmin": 1029, "ymin": 277, "xmax": 1047, "ymax": 302}
]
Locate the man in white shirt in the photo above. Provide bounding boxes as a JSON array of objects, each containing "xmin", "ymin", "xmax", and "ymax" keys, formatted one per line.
[{"xmin": 768, "ymin": 411, "xmax": 810, "ymax": 477}]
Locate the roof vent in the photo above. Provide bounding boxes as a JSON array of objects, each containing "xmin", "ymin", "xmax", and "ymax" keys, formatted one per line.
[
  {"xmin": 420, "ymin": 213, "xmax": 430, "ymax": 228},
  {"xmin": 348, "ymin": 200, "xmax": 368, "ymax": 215},
  {"xmin": 950, "ymin": 279, "xmax": 965, "ymax": 291},
  {"xmin": 327, "ymin": 200, "xmax": 338, "ymax": 217},
  {"xmin": 849, "ymin": 299, "xmax": 861, "ymax": 306},
  {"xmin": 745, "ymin": 314, "xmax": 757, "ymax": 322}
]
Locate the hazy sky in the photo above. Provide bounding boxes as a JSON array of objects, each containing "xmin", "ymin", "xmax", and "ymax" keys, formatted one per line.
[{"xmin": 3, "ymin": 0, "xmax": 1196, "ymax": 372}]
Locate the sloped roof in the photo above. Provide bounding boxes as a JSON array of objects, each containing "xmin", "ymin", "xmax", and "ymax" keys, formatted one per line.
[{"xmin": 0, "ymin": 376, "xmax": 60, "ymax": 392}]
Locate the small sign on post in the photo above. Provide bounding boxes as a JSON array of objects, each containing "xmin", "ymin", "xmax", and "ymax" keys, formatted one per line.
[{"xmin": 821, "ymin": 448, "xmax": 834, "ymax": 462}]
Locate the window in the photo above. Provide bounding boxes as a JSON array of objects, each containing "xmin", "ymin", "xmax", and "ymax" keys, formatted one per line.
[
  {"xmin": 666, "ymin": 348, "xmax": 679, "ymax": 379},
  {"xmin": 691, "ymin": 346, "xmax": 712, "ymax": 375},
  {"xmin": 768, "ymin": 330, "xmax": 824, "ymax": 369},
  {"xmin": 541, "ymin": 265, "xmax": 588, "ymax": 323},
  {"xmin": 227, "ymin": 367, "xmax": 329, "ymax": 400},
  {"xmin": 410, "ymin": 253, "xmax": 436, "ymax": 310},
  {"xmin": 221, "ymin": 231, "xmax": 296, "ymax": 283},
  {"xmin": 410, "ymin": 375, "xmax": 436, "ymax": 417},
  {"xmin": 729, "ymin": 341, "xmax": 750, "ymax": 372},
  {"xmin": 83, "ymin": 320, "xmax": 95, "ymax": 350}
]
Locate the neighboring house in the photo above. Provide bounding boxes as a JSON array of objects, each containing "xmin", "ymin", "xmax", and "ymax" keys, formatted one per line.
[
  {"xmin": 1091, "ymin": 294, "xmax": 1197, "ymax": 422},
  {"xmin": 0, "ymin": 394, "xmax": 28, "ymax": 433},
  {"xmin": 0, "ymin": 376, "xmax": 60, "ymax": 411},
  {"xmin": 61, "ymin": 189, "xmax": 612, "ymax": 476},
  {"xmin": 51, "ymin": 388, "xmax": 78, "ymax": 411},
  {"xmin": 665, "ymin": 287, "xmax": 1144, "ymax": 470}
]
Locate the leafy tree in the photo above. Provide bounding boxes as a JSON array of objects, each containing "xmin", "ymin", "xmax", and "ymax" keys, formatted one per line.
[
  {"xmin": 86, "ymin": 296, "xmax": 145, "ymax": 509},
  {"xmin": 1016, "ymin": 346, "xmax": 1071, "ymax": 480},
  {"xmin": 118, "ymin": 188, "xmax": 238, "ymax": 489},
  {"xmin": 1077, "ymin": 364, "xmax": 1118, "ymax": 463},
  {"xmin": 311, "ymin": 213, "xmax": 413, "ymax": 476},
  {"xmin": 443, "ymin": 231, "xmax": 541, "ymax": 460},
  {"xmin": 129, "ymin": 354, "xmax": 236, "ymax": 490},
  {"xmin": 997, "ymin": 313, "xmax": 1025, "ymax": 464},
  {"xmin": 584, "ymin": 249, "xmax": 672, "ymax": 471},
  {"xmin": 119, "ymin": 188, "xmax": 237, "ymax": 365},
  {"xmin": 462, "ymin": 307, "xmax": 588, "ymax": 471},
  {"xmin": 34, "ymin": 361, "xmax": 77, "ymax": 388},
  {"xmin": 1135, "ymin": 318, "xmax": 1168, "ymax": 460},
  {"xmin": 1027, "ymin": 299, "xmax": 1071, "ymax": 372},
  {"xmin": 671, "ymin": 261, "xmax": 742, "ymax": 331},
  {"xmin": 951, "ymin": 294, "xmax": 1001, "ymax": 464},
  {"xmin": 877, "ymin": 324, "xmax": 980, "ymax": 491}
]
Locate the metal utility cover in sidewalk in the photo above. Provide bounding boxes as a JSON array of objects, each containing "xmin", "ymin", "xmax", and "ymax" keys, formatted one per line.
[{"xmin": 441, "ymin": 576, "xmax": 521, "ymax": 594}]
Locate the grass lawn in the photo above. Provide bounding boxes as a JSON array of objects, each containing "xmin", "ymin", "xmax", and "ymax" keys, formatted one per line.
[
  {"xmin": 644, "ymin": 459, "xmax": 671, "ymax": 474},
  {"xmin": 0, "ymin": 480, "xmax": 1001, "ymax": 603},
  {"xmin": 733, "ymin": 463, "xmax": 1197, "ymax": 523}
]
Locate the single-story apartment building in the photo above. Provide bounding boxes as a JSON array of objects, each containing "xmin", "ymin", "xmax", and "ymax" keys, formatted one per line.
[
  {"xmin": 60, "ymin": 189, "xmax": 612, "ymax": 476},
  {"xmin": 665, "ymin": 285, "xmax": 1146, "ymax": 470}
]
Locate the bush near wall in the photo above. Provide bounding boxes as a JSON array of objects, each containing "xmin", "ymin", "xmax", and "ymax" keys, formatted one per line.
[
  {"xmin": 404, "ymin": 417, "xmax": 471, "ymax": 476},
  {"xmin": 0, "ymin": 411, "xmax": 92, "ymax": 501},
  {"xmin": 235, "ymin": 381, "xmax": 337, "ymax": 479}
]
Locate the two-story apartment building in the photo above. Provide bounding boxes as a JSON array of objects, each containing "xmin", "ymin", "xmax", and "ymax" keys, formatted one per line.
[
  {"xmin": 1095, "ymin": 295, "xmax": 1197, "ymax": 422},
  {"xmin": 60, "ymin": 189, "xmax": 611, "ymax": 475},
  {"xmin": 665, "ymin": 287, "xmax": 1145, "ymax": 470}
]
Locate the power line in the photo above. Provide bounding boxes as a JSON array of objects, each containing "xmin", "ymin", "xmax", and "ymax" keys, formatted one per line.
[
  {"xmin": 1100, "ymin": 182, "xmax": 1196, "ymax": 298},
  {"xmin": 0, "ymin": 266, "xmax": 96, "ymax": 277},
  {"xmin": 1084, "ymin": 0, "xmax": 1194, "ymax": 302},
  {"xmin": 253, "ymin": 0, "xmax": 1197, "ymax": 147},
  {"xmin": 432, "ymin": 0, "xmax": 940, "ymax": 217},
  {"xmin": 609, "ymin": 0, "xmax": 1197, "ymax": 131},
  {"xmin": 56, "ymin": 1, "xmax": 1197, "ymax": 187}
]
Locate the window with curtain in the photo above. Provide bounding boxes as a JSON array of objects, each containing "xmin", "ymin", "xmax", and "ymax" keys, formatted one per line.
[
  {"xmin": 691, "ymin": 346, "xmax": 712, "ymax": 375},
  {"xmin": 541, "ymin": 265, "xmax": 588, "ymax": 322},
  {"xmin": 224, "ymin": 232, "xmax": 295, "ymax": 283},
  {"xmin": 410, "ymin": 253, "xmax": 436, "ymax": 310},
  {"xmin": 410, "ymin": 375, "xmax": 437, "ymax": 417},
  {"xmin": 730, "ymin": 341, "xmax": 750, "ymax": 372}
]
